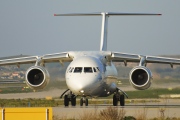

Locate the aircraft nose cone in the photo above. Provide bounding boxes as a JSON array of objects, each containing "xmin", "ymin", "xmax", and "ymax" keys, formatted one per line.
[{"xmin": 66, "ymin": 76, "xmax": 98, "ymax": 94}]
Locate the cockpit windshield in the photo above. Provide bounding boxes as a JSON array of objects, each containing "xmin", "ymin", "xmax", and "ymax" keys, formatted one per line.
[
  {"xmin": 84, "ymin": 67, "xmax": 93, "ymax": 73},
  {"xmin": 69, "ymin": 67, "xmax": 100, "ymax": 73},
  {"xmin": 74, "ymin": 67, "xmax": 82, "ymax": 73}
]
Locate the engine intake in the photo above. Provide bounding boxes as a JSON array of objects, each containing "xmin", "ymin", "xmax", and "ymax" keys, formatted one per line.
[
  {"xmin": 129, "ymin": 66, "xmax": 152, "ymax": 90},
  {"xmin": 26, "ymin": 66, "xmax": 50, "ymax": 90}
]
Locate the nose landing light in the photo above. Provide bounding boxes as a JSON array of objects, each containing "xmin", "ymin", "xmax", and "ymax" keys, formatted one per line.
[{"xmin": 80, "ymin": 90, "xmax": 84, "ymax": 93}]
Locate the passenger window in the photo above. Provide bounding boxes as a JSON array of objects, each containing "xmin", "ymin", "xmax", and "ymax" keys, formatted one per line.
[
  {"xmin": 74, "ymin": 67, "xmax": 82, "ymax": 73},
  {"xmin": 84, "ymin": 67, "xmax": 93, "ymax": 73},
  {"xmin": 93, "ymin": 67, "xmax": 96, "ymax": 72}
]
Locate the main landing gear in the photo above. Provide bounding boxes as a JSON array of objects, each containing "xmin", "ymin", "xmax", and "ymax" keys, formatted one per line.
[
  {"xmin": 61, "ymin": 89, "xmax": 89, "ymax": 107},
  {"xmin": 64, "ymin": 95, "xmax": 89, "ymax": 107},
  {"xmin": 64, "ymin": 94, "xmax": 76, "ymax": 106},
  {"xmin": 113, "ymin": 88, "xmax": 128, "ymax": 106},
  {"xmin": 61, "ymin": 88, "xmax": 128, "ymax": 107},
  {"xmin": 64, "ymin": 92, "xmax": 77, "ymax": 107},
  {"xmin": 113, "ymin": 94, "xmax": 125, "ymax": 106}
]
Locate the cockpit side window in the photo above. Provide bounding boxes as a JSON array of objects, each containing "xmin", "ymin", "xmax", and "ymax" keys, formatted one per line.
[
  {"xmin": 74, "ymin": 67, "xmax": 82, "ymax": 73},
  {"xmin": 67, "ymin": 67, "xmax": 71, "ymax": 73},
  {"xmin": 93, "ymin": 67, "xmax": 96, "ymax": 72},
  {"xmin": 96, "ymin": 67, "xmax": 100, "ymax": 72},
  {"xmin": 84, "ymin": 67, "xmax": 93, "ymax": 73},
  {"xmin": 69, "ymin": 67, "xmax": 74, "ymax": 73}
]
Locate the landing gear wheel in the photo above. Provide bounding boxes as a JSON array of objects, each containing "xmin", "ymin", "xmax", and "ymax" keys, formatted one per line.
[
  {"xmin": 113, "ymin": 94, "xmax": 118, "ymax": 106},
  {"xmin": 120, "ymin": 94, "xmax": 125, "ymax": 106},
  {"xmin": 85, "ymin": 98, "xmax": 88, "ymax": 106},
  {"xmin": 71, "ymin": 95, "xmax": 76, "ymax": 106},
  {"xmin": 64, "ymin": 95, "xmax": 69, "ymax": 107},
  {"xmin": 80, "ymin": 98, "xmax": 83, "ymax": 106}
]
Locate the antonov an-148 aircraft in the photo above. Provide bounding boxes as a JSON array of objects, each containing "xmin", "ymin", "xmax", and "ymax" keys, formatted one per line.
[{"xmin": 1, "ymin": 12, "xmax": 180, "ymax": 106}]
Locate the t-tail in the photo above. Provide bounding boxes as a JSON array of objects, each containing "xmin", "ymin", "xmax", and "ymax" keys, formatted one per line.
[{"xmin": 54, "ymin": 12, "xmax": 161, "ymax": 51}]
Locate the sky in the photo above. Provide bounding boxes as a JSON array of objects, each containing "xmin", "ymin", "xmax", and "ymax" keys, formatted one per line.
[{"xmin": 0, "ymin": 0, "xmax": 180, "ymax": 57}]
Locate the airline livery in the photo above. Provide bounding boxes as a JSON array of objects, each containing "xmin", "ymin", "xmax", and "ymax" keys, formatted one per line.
[{"xmin": 1, "ymin": 12, "xmax": 180, "ymax": 106}]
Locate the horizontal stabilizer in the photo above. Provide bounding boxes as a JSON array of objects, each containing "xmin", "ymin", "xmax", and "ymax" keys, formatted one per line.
[{"xmin": 54, "ymin": 12, "xmax": 161, "ymax": 16}]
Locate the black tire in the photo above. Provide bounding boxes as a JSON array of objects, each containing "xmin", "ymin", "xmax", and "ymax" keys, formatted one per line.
[
  {"xmin": 120, "ymin": 94, "xmax": 125, "ymax": 106},
  {"xmin": 71, "ymin": 95, "xmax": 76, "ymax": 106},
  {"xmin": 64, "ymin": 95, "xmax": 69, "ymax": 107},
  {"xmin": 113, "ymin": 94, "xmax": 118, "ymax": 106},
  {"xmin": 80, "ymin": 98, "xmax": 83, "ymax": 106},
  {"xmin": 85, "ymin": 98, "xmax": 88, "ymax": 106}
]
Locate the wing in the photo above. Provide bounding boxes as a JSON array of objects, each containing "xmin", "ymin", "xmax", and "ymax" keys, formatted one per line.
[
  {"xmin": 42, "ymin": 52, "xmax": 72, "ymax": 63},
  {"xmin": 0, "ymin": 52, "xmax": 72, "ymax": 66},
  {"xmin": 111, "ymin": 52, "xmax": 180, "ymax": 67},
  {"xmin": 0, "ymin": 56, "xmax": 38, "ymax": 66}
]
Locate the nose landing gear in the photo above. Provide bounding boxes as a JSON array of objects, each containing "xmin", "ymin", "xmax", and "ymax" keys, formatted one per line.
[
  {"xmin": 61, "ymin": 89, "xmax": 89, "ymax": 107},
  {"xmin": 80, "ymin": 97, "xmax": 88, "ymax": 106}
]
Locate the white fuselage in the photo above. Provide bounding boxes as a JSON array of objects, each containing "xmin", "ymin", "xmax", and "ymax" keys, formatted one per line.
[{"xmin": 65, "ymin": 51, "xmax": 118, "ymax": 97}]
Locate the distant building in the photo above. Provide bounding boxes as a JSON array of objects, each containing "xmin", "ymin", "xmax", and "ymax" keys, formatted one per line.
[{"xmin": 1, "ymin": 71, "xmax": 25, "ymax": 80}]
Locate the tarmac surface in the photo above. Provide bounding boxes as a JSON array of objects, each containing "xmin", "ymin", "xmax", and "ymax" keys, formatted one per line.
[
  {"xmin": 0, "ymin": 88, "xmax": 180, "ymax": 119},
  {"xmin": 53, "ymin": 99, "xmax": 180, "ymax": 119}
]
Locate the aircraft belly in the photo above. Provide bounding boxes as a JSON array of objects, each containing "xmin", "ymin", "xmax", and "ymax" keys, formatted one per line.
[{"xmin": 85, "ymin": 76, "xmax": 118, "ymax": 97}]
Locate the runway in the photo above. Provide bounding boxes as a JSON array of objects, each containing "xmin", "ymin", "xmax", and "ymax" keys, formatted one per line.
[
  {"xmin": 0, "ymin": 89, "xmax": 180, "ymax": 119},
  {"xmin": 53, "ymin": 99, "xmax": 180, "ymax": 119}
]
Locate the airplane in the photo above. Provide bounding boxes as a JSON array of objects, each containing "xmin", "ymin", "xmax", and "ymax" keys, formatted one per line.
[{"xmin": 1, "ymin": 12, "xmax": 180, "ymax": 107}]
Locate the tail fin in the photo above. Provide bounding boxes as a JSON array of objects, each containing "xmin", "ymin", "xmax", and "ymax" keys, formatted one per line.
[{"xmin": 54, "ymin": 12, "xmax": 161, "ymax": 51}]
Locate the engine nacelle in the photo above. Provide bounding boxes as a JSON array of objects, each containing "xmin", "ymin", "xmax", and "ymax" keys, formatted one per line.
[
  {"xmin": 25, "ymin": 66, "xmax": 50, "ymax": 90},
  {"xmin": 129, "ymin": 66, "xmax": 152, "ymax": 90}
]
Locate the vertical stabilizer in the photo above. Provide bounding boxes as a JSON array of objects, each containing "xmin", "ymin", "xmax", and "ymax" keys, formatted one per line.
[
  {"xmin": 54, "ymin": 12, "xmax": 161, "ymax": 51},
  {"xmin": 100, "ymin": 13, "xmax": 108, "ymax": 51}
]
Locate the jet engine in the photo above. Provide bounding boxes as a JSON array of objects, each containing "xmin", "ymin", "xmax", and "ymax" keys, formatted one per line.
[
  {"xmin": 129, "ymin": 66, "xmax": 152, "ymax": 90},
  {"xmin": 25, "ymin": 66, "xmax": 50, "ymax": 90}
]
